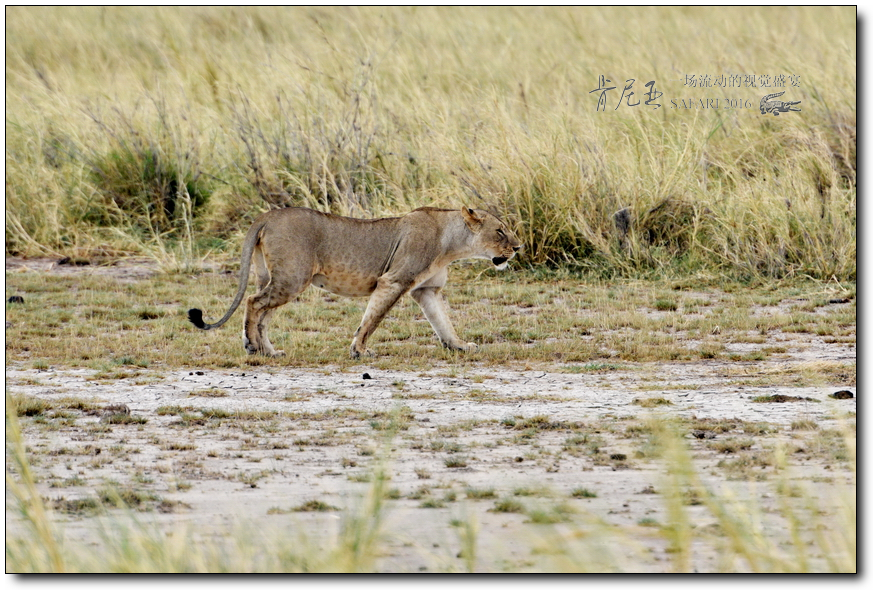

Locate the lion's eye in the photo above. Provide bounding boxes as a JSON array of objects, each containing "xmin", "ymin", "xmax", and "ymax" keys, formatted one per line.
[{"xmin": 497, "ymin": 229, "xmax": 505, "ymax": 238}]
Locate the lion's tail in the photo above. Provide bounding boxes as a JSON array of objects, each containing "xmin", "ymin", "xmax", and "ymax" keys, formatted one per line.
[{"xmin": 188, "ymin": 217, "xmax": 268, "ymax": 331}]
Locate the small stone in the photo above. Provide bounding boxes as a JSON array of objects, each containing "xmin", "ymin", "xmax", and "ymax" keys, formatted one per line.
[
  {"xmin": 830, "ymin": 390, "xmax": 854, "ymax": 400},
  {"xmin": 7, "ymin": 295, "xmax": 24, "ymax": 304},
  {"xmin": 362, "ymin": 373, "xmax": 372, "ymax": 380}
]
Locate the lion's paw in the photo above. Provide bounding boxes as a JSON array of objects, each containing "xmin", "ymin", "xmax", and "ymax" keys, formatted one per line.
[
  {"xmin": 350, "ymin": 347, "xmax": 376, "ymax": 359},
  {"xmin": 443, "ymin": 341, "xmax": 479, "ymax": 353}
]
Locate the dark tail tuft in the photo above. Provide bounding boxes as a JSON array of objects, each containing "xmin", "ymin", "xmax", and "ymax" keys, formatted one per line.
[{"xmin": 188, "ymin": 308, "xmax": 207, "ymax": 329}]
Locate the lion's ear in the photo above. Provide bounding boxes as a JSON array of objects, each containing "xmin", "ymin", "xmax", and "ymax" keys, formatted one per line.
[{"xmin": 462, "ymin": 207, "xmax": 484, "ymax": 230}]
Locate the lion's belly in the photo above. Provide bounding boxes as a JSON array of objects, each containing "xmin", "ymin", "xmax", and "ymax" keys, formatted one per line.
[{"xmin": 311, "ymin": 272, "xmax": 377, "ymax": 298}]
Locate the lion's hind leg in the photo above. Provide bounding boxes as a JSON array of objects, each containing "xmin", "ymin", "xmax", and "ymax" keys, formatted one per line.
[{"xmin": 243, "ymin": 252, "xmax": 311, "ymax": 357}]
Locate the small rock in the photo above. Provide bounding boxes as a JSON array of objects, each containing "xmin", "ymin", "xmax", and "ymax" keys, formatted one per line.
[
  {"xmin": 362, "ymin": 373, "xmax": 372, "ymax": 380},
  {"xmin": 7, "ymin": 296, "xmax": 24, "ymax": 304},
  {"xmin": 514, "ymin": 456, "xmax": 523, "ymax": 463},
  {"xmin": 830, "ymin": 390, "xmax": 854, "ymax": 400},
  {"xmin": 692, "ymin": 430, "xmax": 716, "ymax": 439}
]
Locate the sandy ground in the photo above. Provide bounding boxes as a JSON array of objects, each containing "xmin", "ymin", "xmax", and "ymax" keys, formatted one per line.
[
  {"xmin": 5, "ymin": 258, "xmax": 857, "ymax": 572},
  {"xmin": 7, "ymin": 360, "xmax": 856, "ymax": 572}
]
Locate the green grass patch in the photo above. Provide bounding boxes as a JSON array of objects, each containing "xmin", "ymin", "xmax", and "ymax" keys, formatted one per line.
[
  {"xmin": 465, "ymin": 487, "xmax": 497, "ymax": 500},
  {"xmin": 570, "ymin": 487, "xmax": 598, "ymax": 499}
]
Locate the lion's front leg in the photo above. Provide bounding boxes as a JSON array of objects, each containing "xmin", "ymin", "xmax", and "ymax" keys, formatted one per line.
[
  {"xmin": 410, "ymin": 286, "xmax": 477, "ymax": 352},
  {"xmin": 350, "ymin": 280, "xmax": 408, "ymax": 358}
]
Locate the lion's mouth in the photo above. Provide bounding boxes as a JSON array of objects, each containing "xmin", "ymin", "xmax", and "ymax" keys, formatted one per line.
[{"xmin": 492, "ymin": 256, "xmax": 508, "ymax": 266}]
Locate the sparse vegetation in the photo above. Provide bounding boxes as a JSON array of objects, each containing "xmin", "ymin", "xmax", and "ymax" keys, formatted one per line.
[
  {"xmin": 3, "ymin": 268, "xmax": 855, "ymax": 374},
  {"xmin": 465, "ymin": 487, "xmax": 497, "ymax": 500},
  {"xmin": 444, "ymin": 456, "xmax": 469, "ymax": 469},
  {"xmin": 188, "ymin": 388, "xmax": 228, "ymax": 398},
  {"xmin": 293, "ymin": 500, "xmax": 341, "ymax": 512},
  {"xmin": 571, "ymin": 487, "xmax": 597, "ymax": 499},
  {"xmin": 632, "ymin": 398, "xmax": 673, "ymax": 408},
  {"xmin": 525, "ymin": 502, "xmax": 575, "ymax": 524},
  {"xmin": 7, "ymin": 386, "xmax": 857, "ymax": 572},
  {"xmin": 490, "ymin": 498, "xmax": 525, "ymax": 514}
]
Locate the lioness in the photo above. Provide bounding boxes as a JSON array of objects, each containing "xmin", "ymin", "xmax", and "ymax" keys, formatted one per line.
[{"xmin": 188, "ymin": 206, "xmax": 521, "ymax": 358}]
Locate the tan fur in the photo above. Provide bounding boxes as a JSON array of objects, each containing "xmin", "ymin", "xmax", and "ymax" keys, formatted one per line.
[{"xmin": 188, "ymin": 206, "xmax": 522, "ymax": 358}]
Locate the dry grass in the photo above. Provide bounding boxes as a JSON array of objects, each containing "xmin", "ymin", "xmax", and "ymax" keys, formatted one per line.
[
  {"xmin": 3, "ymin": 268, "xmax": 855, "ymax": 378},
  {"xmin": 5, "ymin": 7, "xmax": 855, "ymax": 279}
]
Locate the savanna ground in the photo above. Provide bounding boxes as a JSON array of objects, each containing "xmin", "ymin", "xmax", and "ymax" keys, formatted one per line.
[
  {"xmin": 5, "ymin": 258, "xmax": 856, "ymax": 572},
  {"xmin": 5, "ymin": 6, "xmax": 856, "ymax": 573}
]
